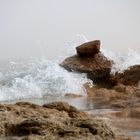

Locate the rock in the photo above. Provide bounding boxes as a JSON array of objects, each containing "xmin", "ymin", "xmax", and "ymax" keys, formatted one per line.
[
  {"xmin": 14, "ymin": 118, "xmax": 50, "ymax": 135},
  {"xmin": 85, "ymin": 83, "xmax": 140, "ymax": 107},
  {"xmin": 122, "ymin": 65, "xmax": 140, "ymax": 85},
  {"xmin": 85, "ymin": 84, "xmax": 126, "ymax": 100},
  {"xmin": 110, "ymin": 107, "xmax": 140, "ymax": 118},
  {"xmin": 87, "ymin": 87, "xmax": 111, "ymax": 100},
  {"xmin": 76, "ymin": 40, "xmax": 100, "ymax": 57},
  {"xmin": 111, "ymin": 100, "xmax": 134, "ymax": 108},
  {"xmin": 134, "ymin": 88, "xmax": 140, "ymax": 97},
  {"xmin": 43, "ymin": 101, "xmax": 88, "ymax": 119},
  {"xmin": 65, "ymin": 93, "xmax": 83, "ymax": 98},
  {"xmin": 115, "ymin": 137, "xmax": 134, "ymax": 140},
  {"xmin": 60, "ymin": 53, "xmax": 112, "ymax": 78},
  {"xmin": 125, "ymin": 86, "xmax": 135, "ymax": 96},
  {"xmin": 60, "ymin": 40, "xmax": 114, "ymax": 86},
  {"xmin": 43, "ymin": 101, "xmax": 78, "ymax": 113},
  {"xmin": 114, "ymin": 84, "xmax": 126, "ymax": 92},
  {"xmin": 73, "ymin": 119, "xmax": 115, "ymax": 139},
  {"xmin": 113, "ymin": 84, "xmax": 135, "ymax": 96},
  {"xmin": 137, "ymin": 81, "xmax": 140, "ymax": 88},
  {"xmin": 130, "ymin": 107, "xmax": 140, "ymax": 118},
  {"xmin": 0, "ymin": 101, "xmax": 115, "ymax": 140},
  {"xmin": 110, "ymin": 65, "xmax": 140, "ymax": 86}
]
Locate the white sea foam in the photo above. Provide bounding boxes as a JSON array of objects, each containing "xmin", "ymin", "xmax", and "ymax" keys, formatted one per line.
[{"xmin": 0, "ymin": 58, "xmax": 92, "ymax": 101}]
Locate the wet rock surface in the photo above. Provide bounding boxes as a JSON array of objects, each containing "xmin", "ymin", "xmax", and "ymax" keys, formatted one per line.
[
  {"xmin": 60, "ymin": 40, "xmax": 140, "ymax": 139},
  {"xmin": 60, "ymin": 53, "xmax": 112, "ymax": 78},
  {"xmin": 76, "ymin": 40, "xmax": 100, "ymax": 57},
  {"xmin": 88, "ymin": 64, "xmax": 140, "ymax": 89},
  {"xmin": 84, "ymin": 82, "xmax": 140, "ymax": 140},
  {"xmin": 60, "ymin": 40, "xmax": 112, "ymax": 78},
  {"xmin": 85, "ymin": 83, "xmax": 140, "ymax": 108},
  {"xmin": 0, "ymin": 40, "xmax": 139, "ymax": 140},
  {"xmin": 0, "ymin": 101, "xmax": 115, "ymax": 140},
  {"xmin": 110, "ymin": 65, "xmax": 140, "ymax": 86},
  {"xmin": 61, "ymin": 40, "xmax": 140, "ymax": 88}
]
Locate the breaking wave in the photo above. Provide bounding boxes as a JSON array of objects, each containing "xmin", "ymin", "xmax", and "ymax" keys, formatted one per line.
[{"xmin": 0, "ymin": 59, "xmax": 92, "ymax": 101}]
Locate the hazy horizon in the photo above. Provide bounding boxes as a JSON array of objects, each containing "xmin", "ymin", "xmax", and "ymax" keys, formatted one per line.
[{"xmin": 0, "ymin": 0, "xmax": 140, "ymax": 60}]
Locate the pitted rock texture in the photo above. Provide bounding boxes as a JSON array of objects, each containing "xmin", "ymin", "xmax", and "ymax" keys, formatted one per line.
[{"xmin": 0, "ymin": 101, "xmax": 115, "ymax": 140}]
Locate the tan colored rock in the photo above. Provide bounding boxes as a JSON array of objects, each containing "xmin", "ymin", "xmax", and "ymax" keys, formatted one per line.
[
  {"xmin": 115, "ymin": 137, "xmax": 133, "ymax": 140},
  {"xmin": 85, "ymin": 84, "xmax": 128, "ymax": 100},
  {"xmin": 134, "ymin": 88, "xmax": 140, "ymax": 97},
  {"xmin": 64, "ymin": 93, "xmax": 83, "ymax": 98},
  {"xmin": 125, "ymin": 86, "xmax": 135, "ymax": 95},
  {"xmin": 43, "ymin": 101, "xmax": 78, "ymax": 112},
  {"xmin": 137, "ymin": 81, "xmax": 140, "ymax": 88},
  {"xmin": 114, "ymin": 84, "xmax": 126, "ymax": 92},
  {"xmin": 112, "ymin": 107, "xmax": 140, "ymax": 118},
  {"xmin": 130, "ymin": 107, "xmax": 140, "ymax": 118},
  {"xmin": 111, "ymin": 100, "xmax": 133, "ymax": 108},
  {"xmin": 87, "ymin": 87, "xmax": 111, "ymax": 100},
  {"xmin": 0, "ymin": 101, "xmax": 115, "ymax": 140}
]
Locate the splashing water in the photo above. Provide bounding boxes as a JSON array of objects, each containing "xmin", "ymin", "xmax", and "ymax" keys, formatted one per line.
[
  {"xmin": 59, "ymin": 34, "xmax": 88, "ymax": 59},
  {"xmin": 101, "ymin": 48, "xmax": 140, "ymax": 73},
  {"xmin": 0, "ymin": 58, "xmax": 92, "ymax": 101}
]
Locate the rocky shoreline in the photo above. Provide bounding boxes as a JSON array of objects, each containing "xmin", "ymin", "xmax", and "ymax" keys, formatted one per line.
[
  {"xmin": 0, "ymin": 40, "xmax": 139, "ymax": 140},
  {"xmin": 60, "ymin": 40, "xmax": 140, "ymax": 139},
  {"xmin": 0, "ymin": 101, "xmax": 134, "ymax": 140}
]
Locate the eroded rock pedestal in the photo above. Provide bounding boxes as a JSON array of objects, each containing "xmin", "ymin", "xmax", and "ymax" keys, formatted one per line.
[{"xmin": 60, "ymin": 40, "xmax": 112, "ymax": 79}]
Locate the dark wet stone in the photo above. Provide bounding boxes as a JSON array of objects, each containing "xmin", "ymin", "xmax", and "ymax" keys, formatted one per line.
[
  {"xmin": 60, "ymin": 53, "xmax": 112, "ymax": 78},
  {"xmin": 76, "ymin": 40, "xmax": 100, "ymax": 57}
]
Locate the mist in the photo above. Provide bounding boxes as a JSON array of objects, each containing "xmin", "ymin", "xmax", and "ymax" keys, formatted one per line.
[{"xmin": 0, "ymin": 0, "xmax": 140, "ymax": 60}]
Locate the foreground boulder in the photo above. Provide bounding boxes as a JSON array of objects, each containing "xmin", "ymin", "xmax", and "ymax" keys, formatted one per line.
[
  {"xmin": 0, "ymin": 101, "xmax": 115, "ymax": 140},
  {"xmin": 60, "ymin": 53, "xmax": 112, "ymax": 78},
  {"xmin": 76, "ymin": 40, "xmax": 100, "ymax": 57}
]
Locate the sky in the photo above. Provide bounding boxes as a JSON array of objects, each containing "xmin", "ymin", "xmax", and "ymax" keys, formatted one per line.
[{"xmin": 0, "ymin": 0, "xmax": 140, "ymax": 60}]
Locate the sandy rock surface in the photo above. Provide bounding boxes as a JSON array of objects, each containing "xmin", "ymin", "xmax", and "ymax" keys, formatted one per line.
[{"xmin": 0, "ymin": 101, "xmax": 115, "ymax": 140}]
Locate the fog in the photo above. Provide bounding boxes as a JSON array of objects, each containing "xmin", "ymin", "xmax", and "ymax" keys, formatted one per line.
[{"xmin": 0, "ymin": 0, "xmax": 140, "ymax": 60}]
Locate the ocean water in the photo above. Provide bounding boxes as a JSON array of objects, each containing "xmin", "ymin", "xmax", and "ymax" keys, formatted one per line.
[
  {"xmin": 0, "ymin": 59, "xmax": 92, "ymax": 101},
  {"xmin": 0, "ymin": 35, "xmax": 139, "ymax": 102}
]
